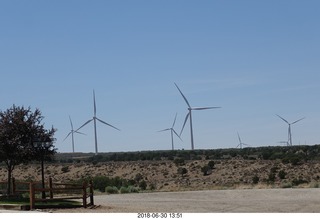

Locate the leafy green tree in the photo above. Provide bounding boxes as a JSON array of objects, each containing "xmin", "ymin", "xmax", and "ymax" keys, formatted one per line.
[{"xmin": 0, "ymin": 105, "xmax": 56, "ymax": 195}]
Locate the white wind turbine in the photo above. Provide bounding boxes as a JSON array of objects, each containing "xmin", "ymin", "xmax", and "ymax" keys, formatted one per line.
[
  {"xmin": 158, "ymin": 113, "xmax": 182, "ymax": 150},
  {"xmin": 236, "ymin": 132, "xmax": 249, "ymax": 149},
  {"xmin": 276, "ymin": 114, "xmax": 305, "ymax": 146},
  {"xmin": 174, "ymin": 83, "xmax": 221, "ymax": 150},
  {"xmin": 63, "ymin": 116, "xmax": 85, "ymax": 153},
  {"xmin": 75, "ymin": 90, "xmax": 120, "ymax": 155}
]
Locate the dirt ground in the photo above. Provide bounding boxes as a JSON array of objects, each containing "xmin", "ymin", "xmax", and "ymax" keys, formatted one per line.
[{"xmin": 46, "ymin": 188, "xmax": 320, "ymax": 213}]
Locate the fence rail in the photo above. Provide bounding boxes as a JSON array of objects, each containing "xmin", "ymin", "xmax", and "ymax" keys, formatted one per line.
[{"xmin": 0, "ymin": 177, "xmax": 94, "ymax": 210}]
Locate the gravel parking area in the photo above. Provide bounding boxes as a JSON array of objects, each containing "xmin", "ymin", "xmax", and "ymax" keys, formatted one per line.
[{"xmin": 46, "ymin": 188, "xmax": 320, "ymax": 213}]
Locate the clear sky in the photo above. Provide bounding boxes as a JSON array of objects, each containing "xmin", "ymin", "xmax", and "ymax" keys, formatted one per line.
[{"xmin": 1, "ymin": 0, "xmax": 319, "ymax": 153}]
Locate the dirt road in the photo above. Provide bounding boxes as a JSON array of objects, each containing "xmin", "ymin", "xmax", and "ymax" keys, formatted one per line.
[{"xmin": 50, "ymin": 188, "xmax": 320, "ymax": 213}]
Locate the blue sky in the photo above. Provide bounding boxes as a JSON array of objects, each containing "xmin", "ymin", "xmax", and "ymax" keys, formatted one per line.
[{"xmin": 1, "ymin": 0, "xmax": 319, "ymax": 153}]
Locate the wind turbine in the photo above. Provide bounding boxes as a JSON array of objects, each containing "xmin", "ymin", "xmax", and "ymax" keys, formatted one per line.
[
  {"xmin": 63, "ymin": 116, "xmax": 85, "ymax": 153},
  {"xmin": 75, "ymin": 90, "xmax": 120, "ymax": 155},
  {"xmin": 276, "ymin": 114, "xmax": 305, "ymax": 146},
  {"xmin": 158, "ymin": 113, "xmax": 182, "ymax": 150},
  {"xmin": 236, "ymin": 132, "xmax": 249, "ymax": 149},
  {"xmin": 174, "ymin": 83, "xmax": 221, "ymax": 150}
]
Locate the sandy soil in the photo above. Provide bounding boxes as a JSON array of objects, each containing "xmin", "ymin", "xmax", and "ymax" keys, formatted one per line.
[{"xmin": 46, "ymin": 188, "xmax": 320, "ymax": 213}]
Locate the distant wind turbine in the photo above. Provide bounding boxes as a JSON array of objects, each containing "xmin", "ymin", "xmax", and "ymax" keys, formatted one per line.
[
  {"xmin": 63, "ymin": 116, "xmax": 85, "ymax": 153},
  {"xmin": 174, "ymin": 83, "xmax": 221, "ymax": 150},
  {"xmin": 158, "ymin": 113, "xmax": 182, "ymax": 150},
  {"xmin": 75, "ymin": 90, "xmax": 120, "ymax": 155},
  {"xmin": 236, "ymin": 132, "xmax": 249, "ymax": 149},
  {"xmin": 276, "ymin": 114, "xmax": 305, "ymax": 146}
]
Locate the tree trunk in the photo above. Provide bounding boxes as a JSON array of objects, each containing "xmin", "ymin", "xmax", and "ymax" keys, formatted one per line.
[{"xmin": 6, "ymin": 165, "xmax": 13, "ymax": 196}]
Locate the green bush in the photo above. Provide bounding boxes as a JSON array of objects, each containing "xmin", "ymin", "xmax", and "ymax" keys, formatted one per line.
[
  {"xmin": 128, "ymin": 186, "xmax": 140, "ymax": 193},
  {"xmin": 120, "ymin": 186, "xmax": 130, "ymax": 194},
  {"xmin": 105, "ymin": 186, "xmax": 119, "ymax": 194}
]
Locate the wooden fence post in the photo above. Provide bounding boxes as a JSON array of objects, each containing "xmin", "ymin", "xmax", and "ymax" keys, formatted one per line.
[
  {"xmin": 29, "ymin": 182, "xmax": 35, "ymax": 210},
  {"xmin": 89, "ymin": 180, "xmax": 94, "ymax": 206},
  {"xmin": 82, "ymin": 181, "xmax": 87, "ymax": 208},
  {"xmin": 49, "ymin": 177, "xmax": 53, "ymax": 199}
]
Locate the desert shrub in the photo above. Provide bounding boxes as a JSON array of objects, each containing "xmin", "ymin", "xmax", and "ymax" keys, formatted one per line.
[
  {"xmin": 174, "ymin": 158, "xmax": 185, "ymax": 166},
  {"xmin": 267, "ymin": 173, "xmax": 276, "ymax": 183},
  {"xmin": 201, "ymin": 165, "xmax": 212, "ymax": 176},
  {"xmin": 139, "ymin": 180, "xmax": 147, "ymax": 190},
  {"xmin": 134, "ymin": 173, "xmax": 143, "ymax": 182},
  {"xmin": 177, "ymin": 167, "xmax": 188, "ymax": 176},
  {"xmin": 292, "ymin": 178, "xmax": 309, "ymax": 186},
  {"xmin": 270, "ymin": 166, "xmax": 278, "ymax": 174},
  {"xmin": 278, "ymin": 170, "xmax": 286, "ymax": 179},
  {"xmin": 252, "ymin": 175, "xmax": 259, "ymax": 184},
  {"xmin": 61, "ymin": 166, "xmax": 69, "ymax": 173},
  {"xmin": 281, "ymin": 182, "xmax": 292, "ymax": 188},
  {"xmin": 105, "ymin": 186, "xmax": 119, "ymax": 194},
  {"xmin": 149, "ymin": 183, "xmax": 156, "ymax": 190},
  {"xmin": 310, "ymin": 182, "xmax": 319, "ymax": 188},
  {"xmin": 92, "ymin": 176, "xmax": 111, "ymax": 192},
  {"xmin": 128, "ymin": 186, "xmax": 140, "ymax": 193},
  {"xmin": 120, "ymin": 186, "xmax": 130, "ymax": 194},
  {"xmin": 208, "ymin": 160, "xmax": 215, "ymax": 169}
]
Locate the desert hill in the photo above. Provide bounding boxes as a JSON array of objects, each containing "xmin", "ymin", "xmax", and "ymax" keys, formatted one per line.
[{"xmin": 1, "ymin": 145, "xmax": 320, "ymax": 192}]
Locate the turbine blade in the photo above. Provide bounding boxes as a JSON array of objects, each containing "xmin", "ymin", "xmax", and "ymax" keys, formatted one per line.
[
  {"xmin": 75, "ymin": 131, "xmax": 86, "ymax": 135},
  {"xmin": 180, "ymin": 112, "xmax": 190, "ymax": 136},
  {"xmin": 276, "ymin": 114, "xmax": 289, "ymax": 124},
  {"xmin": 291, "ymin": 117, "xmax": 305, "ymax": 125},
  {"xmin": 174, "ymin": 83, "xmax": 191, "ymax": 108},
  {"xmin": 96, "ymin": 118, "xmax": 121, "ymax": 131},
  {"xmin": 69, "ymin": 116, "xmax": 73, "ymax": 130},
  {"xmin": 173, "ymin": 129, "xmax": 183, "ymax": 141},
  {"xmin": 192, "ymin": 107, "xmax": 221, "ymax": 110},
  {"xmin": 237, "ymin": 132, "xmax": 241, "ymax": 144},
  {"xmin": 75, "ymin": 119, "xmax": 93, "ymax": 132},
  {"xmin": 172, "ymin": 113, "xmax": 178, "ymax": 128},
  {"xmin": 93, "ymin": 90, "xmax": 97, "ymax": 116},
  {"xmin": 158, "ymin": 128, "xmax": 170, "ymax": 132},
  {"xmin": 63, "ymin": 132, "xmax": 72, "ymax": 142}
]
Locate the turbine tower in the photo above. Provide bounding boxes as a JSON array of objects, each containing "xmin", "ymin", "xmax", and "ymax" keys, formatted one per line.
[
  {"xmin": 174, "ymin": 83, "xmax": 221, "ymax": 150},
  {"xmin": 237, "ymin": 132, "xmax": 249, "ymax": 149},
  {"xmin": 63, "ymin": 116, "xmax": 85, "ymax": 153},
  {"xmin": 158, "ymin": 113, "xmax": 182, "ymax": 150},
  {"xmin": 75, "ymin": 90, "xmax": 120, "ymax": 155},
  {"xmin": 276, "ymin": 114, "xmax": 305, "ymax": 146}
]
